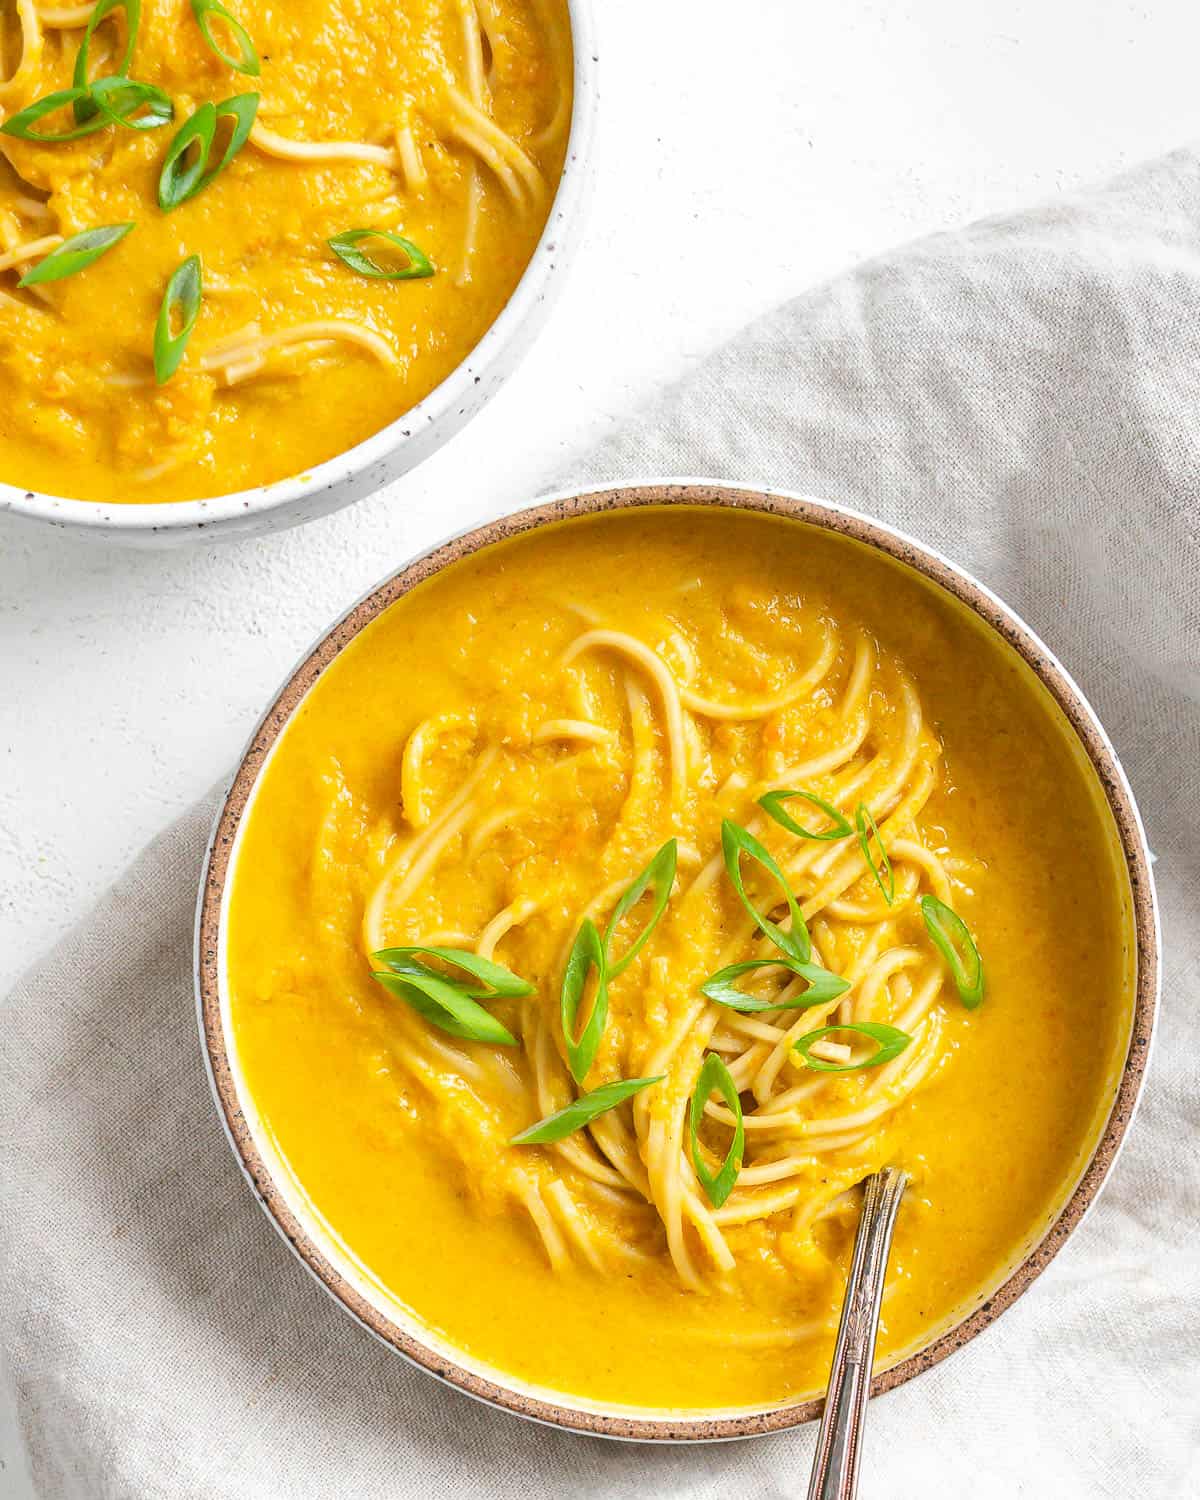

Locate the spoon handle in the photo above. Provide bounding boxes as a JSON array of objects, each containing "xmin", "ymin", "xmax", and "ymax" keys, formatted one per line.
[{"xmin": 806, "ymin": 1167, "xmax": 909, "ymax": 1500}]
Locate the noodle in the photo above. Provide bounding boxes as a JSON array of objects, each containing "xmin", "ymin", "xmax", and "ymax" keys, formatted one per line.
[
  {"xmin": 200, "ymin": 320, "xmax": 400, "ymax": 381},
  {"xmin": 248, "ymin": 121, "xmax": 401, "ymax": 170},
  {"xmin": 445, "ymin": 85, "xmax": 544, "ymax": 207},
  {"xmin": 0, "ymin": 232, "xmax": 61, "ymax": 272},
  {"xmin": 0, "ymin": 0, "xmax": 43, "ymax": 106},
  {"xmin": 455, "ymin": 0, "xmax": 484, "ymax": 284},
  {"xmin": 35, "ymin": 3, "xmax": 94, "ymax": 26}
]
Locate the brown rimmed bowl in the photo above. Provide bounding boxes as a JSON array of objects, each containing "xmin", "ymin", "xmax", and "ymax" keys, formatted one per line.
[{"xmin": 195, "ymin": 480, "xmax": 1160, "ymax": 1441}]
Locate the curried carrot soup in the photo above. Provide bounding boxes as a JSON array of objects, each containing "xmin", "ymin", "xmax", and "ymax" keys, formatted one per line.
[
  {"xmin": 225, "ymin": 507, "xmax": 1135, "ymax": 1412},
  {"xmin": 0, "ymin": 0, "xmax": 570, "ymax": 502}
]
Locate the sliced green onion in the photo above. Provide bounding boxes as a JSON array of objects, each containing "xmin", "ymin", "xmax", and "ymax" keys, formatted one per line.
[
  {"xmin": 602, "ymin": 839, "xmax": 677, "ymax": 978},
  {"xmin": 373, "ymin": 946, "xmax": 534, "ymax": 999},
  {"xmin": 555, "ymin": 842, "xmax": 676, "ymax": 1084},
  {"xmin": 17, "ymin": 222, "xmax": 134, "ymax": 287},
  {"xmin": 758, "ymin": 788, "xmax": 853, "ymax": 842},
  {"xmin": 855, "ymin": 803, "xmax": 894, "ymax": 905},
  {"xmin": 191, "ymin": 0, "xmax": 261, "ymax": 76},
  {"xmin": 920, "ymin": 894, "xmax": 985, "ymax": 1009},
  {"xmin": 71, "ymin": 0, "xmax": 142, "ymax": 123},
  {"xmin": 153, "ymin": 253, "xmax": 202, "ymax": 384},
  {"xmin": 158, "ymin": 102, "xmax": 215, "ymax": 208},
  {"xmin": 157, "ymin": 93, "xmax": 258, "ymax": 210},
  {"xmin": 373, "ymin": 968, "xmax": 516, "ymax": 1047},
  {"xmin": 688, "ymin": 1053, "xmax": 744, "ymax": 1208},
  {"xmin": 0, "ymin": 78, "xmax": 168, "ymax": 141},
  {"xmin": 721, "ymin": 818, "xmax": 810, "ymax": 963},
  {"xmin": 209, "ymin": 91, "xmax": 257, "ymax": 170},
  {"xmin": 0, "ymin": 87, "xmax": 107, "ymax": 142},
  {"xmin": 793, "ymin": 1021, "xmax": 912, "ymax": 1073},
  {"xmin": 560, "ymin": 917, "xmax": 608, "ymax": 1083},
  {"xmin": 371, "ymin": 945, "xmax": 533, "ymax": 1047},
  {"xmin": 328, "ymin": 229, "xmax": 435, "ymax": 281},
  {"xmin": 511, "ymin": 1075, "xmax": 662, "ymax": 1145},
  {"xmin": 88, "ymin": 75, "xmax": 173, "ymax": 131},
  {"xmin": 700, "ymin": 956, "xmax": 850, "ymax": 1013}
]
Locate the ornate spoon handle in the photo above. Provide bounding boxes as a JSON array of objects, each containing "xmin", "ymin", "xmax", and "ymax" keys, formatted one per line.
[{"xmin": 806, "ymin": 1167, "xmax": 909, "ymax": 1500}]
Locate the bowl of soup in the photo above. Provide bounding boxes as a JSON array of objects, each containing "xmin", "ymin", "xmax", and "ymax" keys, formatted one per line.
[
  {"xmin": 196, "ymin": 483, "xmax": 1158, "ymax": 1437},
  {"xmin": 0, "ymin": 0, "xmax": 594, "ymax": 542}
]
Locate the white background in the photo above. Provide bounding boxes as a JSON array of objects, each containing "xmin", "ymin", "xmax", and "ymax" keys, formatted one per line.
[{"xmin": 2, "ymin": 0, "xmax": 1199, "ymax": 1491}]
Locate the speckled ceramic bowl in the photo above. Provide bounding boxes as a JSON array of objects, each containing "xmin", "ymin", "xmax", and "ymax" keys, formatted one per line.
[
  {"xmin": 196, "ymin": 481, "xmax": 1159, "ymax": 1440},
  {"xmin": 0, "ymin": 2, "xmax": 597, "ymax": 547}
]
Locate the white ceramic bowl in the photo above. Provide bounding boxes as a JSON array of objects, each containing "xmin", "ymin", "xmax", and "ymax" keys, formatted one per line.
[
  {"xmin": 0, "ymin": 2, "xmax": 597, "ymax": 547},
  {"xmin": 196, "ymin": 481, "xmax": 1159, "ymax": 1441}
]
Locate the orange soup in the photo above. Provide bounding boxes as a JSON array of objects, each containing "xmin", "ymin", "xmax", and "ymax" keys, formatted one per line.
[{"xmin": 225, "ymin": 507, "xmax": 1134, "ymax": 1411}]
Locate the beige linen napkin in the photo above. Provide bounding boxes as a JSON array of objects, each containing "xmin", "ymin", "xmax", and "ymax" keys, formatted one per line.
[{"xmin": 3, "ymin": 145, "xmax": 1199, "ymax": 1499}]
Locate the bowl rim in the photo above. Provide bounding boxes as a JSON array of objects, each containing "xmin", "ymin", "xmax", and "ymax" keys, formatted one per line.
[
  {"xmin": 0, "ymin": 0, "xmax": 598, "ymax": 537},
  {"xmin": 195, "ymin": 479, "xmax": 1160, "ymax": 1442}
]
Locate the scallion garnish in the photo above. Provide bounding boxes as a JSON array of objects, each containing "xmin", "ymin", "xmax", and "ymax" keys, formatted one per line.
[
  {"xmin": 327, "ymin": 229, "xmax": 435, "ymax": 281},
  {"xmin": 72, "ymin": 0, "xmax": 141, "ymax": 123},
  {"xmin": 190, "ymin": 0, "xmax": 261, "ymax": 75},
  {"xmin": 372, "ymin": 946, "xmax": 534, "ymax": 999},
  {"xmin": 157, "ymin": 93, "xmax": 258, "ymax": 211},
  {"xmin": 560, "ymin": 918, "xmax": 608, "ymax": 1083},
  {"xmin": 602, "ymin": 839, "xmax": 677, "ymax": 978},
  {"xmin": 758, "ymin": 788, "xmax": 853, "ymax": 842},
  {"xmin": 721, "ymin": 818, "xmax": 810, "ymax": 963},
  {"xmin": 511, "ymin": 1075, "xmax": 662, "ymax": 1145},
  {"xmin": 373, "ymin": 967, "xmax": 517, "ymax": 1047},
  {"xmin": 557, "ymin": 843, "xmax": 678, "ymax": 1081},
  {"xmin": 17, "ymin": 222, "xmax": 134, "ymax": 287},
  {"xmin": 158, "ymin": 104, "xmax": 214, "ymax": 208},
  {"xmin": 1, "ymin": 86, "xmax": 110, "ymax": 142},
  {"xmin": 0, "ymin": 78, "xmax": 169, "ymax": 141},
  {"xmin": 88, "ymin": 76, "xmax": 173, "ymax": 131},
  {"xmin": 700, "ymin": 956, "xmax": 850, "ymax": 1012},
  {"xmin": 920, "ymin": 894, "xmax": 985, "ymax": 1009},
  {"xmin": 793, "ymin": 1021, "xmax": 912, "ymax": 1073},
  {"xmin": 372, "ymin": 946, "xmax": 535, "ymax": 1046},
  {"xmin": 688, "ymin": 1053, "xmax": 744, "ymax": 1207},
  {"xmin": 153, "ymin": 253, "xmax": 202, "ymax": 384},
  {"xmin": 855, "ymin": 803, "xmax": 894, "ymax": 905}
]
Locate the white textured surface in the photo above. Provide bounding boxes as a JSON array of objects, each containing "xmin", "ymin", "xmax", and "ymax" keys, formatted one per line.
[{"xmin": 2, "ymin": 1, "xmax": 1199, "ymax": 1493}]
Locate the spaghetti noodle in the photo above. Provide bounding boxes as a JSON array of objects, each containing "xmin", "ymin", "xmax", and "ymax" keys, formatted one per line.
[{"xmin": 356, "ymin": 598, "xmax": 962, "ymax": 1289}]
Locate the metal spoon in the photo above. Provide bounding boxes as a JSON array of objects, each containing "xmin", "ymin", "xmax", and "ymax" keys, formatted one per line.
[{"xmin": 806, "ymin": 1167, "xmax": 909, "ymax": 1500}]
